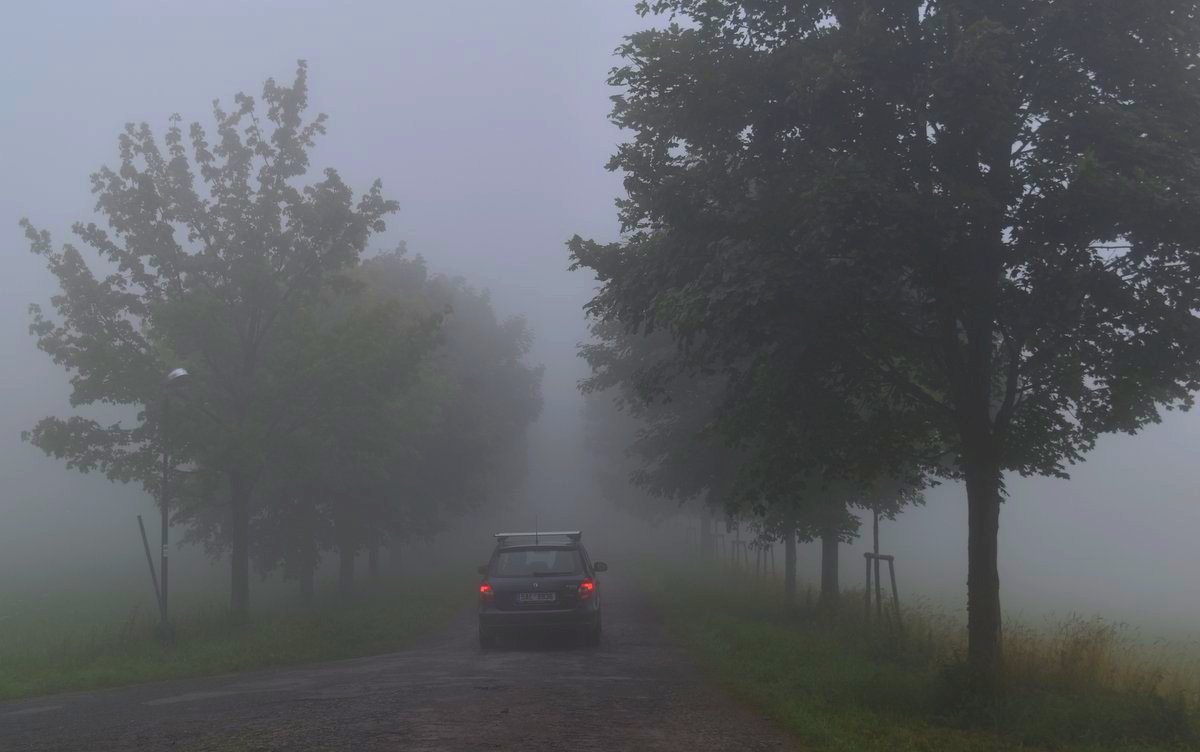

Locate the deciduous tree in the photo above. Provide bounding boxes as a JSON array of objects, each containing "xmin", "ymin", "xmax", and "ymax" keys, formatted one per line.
[
  {"xmin": 22, "ymin": 61, "xmax": 397, "ymax": 620},
  {"xmin": 571, "ymin": 0, "xmax": 1200, "ymax": 674}
]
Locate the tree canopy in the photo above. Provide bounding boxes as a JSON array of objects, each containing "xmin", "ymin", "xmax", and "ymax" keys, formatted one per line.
[
  {"xmin": 23, "ymin": 63, "xmax": 542, "ymax": 616},
  {"xmin": 571, "ymin": 0, "xmax": 1200, "ymax": 673}
]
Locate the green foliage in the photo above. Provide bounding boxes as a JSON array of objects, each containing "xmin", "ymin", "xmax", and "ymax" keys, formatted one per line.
[
  {"xmin": 247, "ymin": 249, "xmax": 543, "ymax": 586},
  {"xmin": 580, "ymin": 304, "xmax": 921, "ymax": 586},
  {"xmin": 20, "ymin": 61, "xmax": 400, "ymax": 615},
  {"xmin": 582, "ymin": 321, "xmax": 741, "ymax": 515},
  {"xmin": 573, "ymin": 0, "xmax": 1200, "ymax": 670},
  {"xmin": 23, "ymin": 60, "xmax": 396, "ymax": 485},
  {"xmin": 21, "ymin": 62, "xmax": 542, "ymax": 615}
]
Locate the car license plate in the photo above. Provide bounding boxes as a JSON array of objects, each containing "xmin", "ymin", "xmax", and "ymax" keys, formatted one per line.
[{"xmin": 518, "ymin": 591, "xmax": 556, "ymax": 603}]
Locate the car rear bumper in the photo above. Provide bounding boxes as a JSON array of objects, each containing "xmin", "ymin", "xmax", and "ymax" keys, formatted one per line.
[{"xmin": 479, "ymin": 607, "xmax": 598, "ymax": 631}]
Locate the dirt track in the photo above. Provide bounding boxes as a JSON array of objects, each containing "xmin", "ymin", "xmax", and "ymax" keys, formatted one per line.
[{"xmin": 0, "ymin": 577, "xmax": 799, "ymax": 751}]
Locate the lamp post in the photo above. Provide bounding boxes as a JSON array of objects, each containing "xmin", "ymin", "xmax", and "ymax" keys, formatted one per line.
[{"xmin": 159, "ymin": 366, "xmax": 191, "ymax": 638}]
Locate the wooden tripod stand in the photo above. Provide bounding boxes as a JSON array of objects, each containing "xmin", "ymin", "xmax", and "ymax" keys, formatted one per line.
[{"xmin": 863, "ymin": 552, "xmax": 901, "ymax": 627}]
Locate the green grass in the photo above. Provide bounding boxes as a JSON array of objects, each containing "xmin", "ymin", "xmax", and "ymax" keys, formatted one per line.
[
  {"xmin": 642, "ymin": 567, "xmax": 1199, "ymax": 752},
  {"xmin": 0, "ymin": 575, "xmax": 470, "ymax": 701}
]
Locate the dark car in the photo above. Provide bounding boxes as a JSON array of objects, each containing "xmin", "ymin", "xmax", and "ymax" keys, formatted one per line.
[{"xmin": 477, "ymin": 531, "xmax": 608, "ymax": 648}]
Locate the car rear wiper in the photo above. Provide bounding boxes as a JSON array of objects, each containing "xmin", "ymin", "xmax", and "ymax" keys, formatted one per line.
[{"xmin": 531, "ymin": 571, "xmax": 572, "ymax": 577}]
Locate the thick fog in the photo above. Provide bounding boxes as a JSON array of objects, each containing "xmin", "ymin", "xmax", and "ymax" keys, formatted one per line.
[{"xmin": 1, "ymin": 1, "xmax": 1197, "ymax": 635}]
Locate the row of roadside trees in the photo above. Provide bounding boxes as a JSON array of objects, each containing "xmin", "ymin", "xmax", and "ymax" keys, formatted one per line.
[
  {"xmin": 21, "ymin": 62, "xmax": 542, "ymax": 621},
  {"xmin": 571, "ymin": 0, "xmax": 1200, "ymax": 677},
  {"xmin": 581, "ymin": 324, "xmax": 921, "ymax": 605}
]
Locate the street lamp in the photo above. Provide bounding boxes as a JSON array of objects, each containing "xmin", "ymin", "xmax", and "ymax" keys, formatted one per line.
[{"xmin": 159, "ymin": 367, "xmax": 191, "ymax": 638}]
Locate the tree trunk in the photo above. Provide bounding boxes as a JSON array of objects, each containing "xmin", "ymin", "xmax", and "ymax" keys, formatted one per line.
[
  {"xmin": 783, "ymin": 527, "xmax": 797, "ymax": 606},
  {"xmin": 298, "ymin": 489, "xmax": 317, "ymax": 605},
  {"xmin": 699, "ymin": 510, "xmax": 714, "ymax": 562},
  {"xmin": 964, "ymin": 456, "xmax": 1003, "ymax": 674},
  {"xmin": 299, "ymin": 563, "xmax": 315, "ymax": 604},
  {"xmin": 368, "ymin": 544, "xmax": 380, "ymax": 578},
  {"xmin": 819, "ymin": 528, "xmax": 839, "ymax": 608},
  {"xmin": 338, "ymin": 542, "xmax": 355, "ymax": 595},
  {"xmin": 388, "ymin": 541, "xmax": 401, "ymax": 574},
  {"xmin": 229, "ymin": 470, "xmax": 251, "ymax": 623}
]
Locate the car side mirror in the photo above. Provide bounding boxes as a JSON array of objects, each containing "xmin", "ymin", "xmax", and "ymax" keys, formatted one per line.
[
  {"xmin": 593, "ymin": 561, "xmax": 608, "ymax": 573},
  {"xmin": 477, "ymin": 564, "xmax": 488, "ymax": 576}
]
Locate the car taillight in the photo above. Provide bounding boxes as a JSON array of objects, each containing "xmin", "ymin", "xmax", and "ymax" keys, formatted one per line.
[
  {"xmin": 479, "ymin": 582, "xmax": 494, "ymax": 603},
  {"xmin": 577, "ymin": 579, "xmax": 594, "ymax": 601}
]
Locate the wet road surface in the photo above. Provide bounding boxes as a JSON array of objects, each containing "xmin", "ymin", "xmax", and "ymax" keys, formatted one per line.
[{"xmin": 0, "ymin": 579, "xmax": 799, "ymax": 751}]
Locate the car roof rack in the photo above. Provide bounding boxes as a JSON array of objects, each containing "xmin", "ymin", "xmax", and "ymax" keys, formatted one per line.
[{"xmin": 494, "ymin": 531, "xmax": 581, "ymax": 544}]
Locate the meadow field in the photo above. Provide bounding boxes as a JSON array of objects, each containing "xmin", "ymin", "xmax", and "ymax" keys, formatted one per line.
[{"xmin": 0, "ymin": 568, "xmax": 470, "ymax": 701}]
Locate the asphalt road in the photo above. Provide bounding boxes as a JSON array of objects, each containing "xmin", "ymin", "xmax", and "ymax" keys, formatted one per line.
[{"xmin": 0, "ymin": 578, "xmax": 799, "ymax": 751}]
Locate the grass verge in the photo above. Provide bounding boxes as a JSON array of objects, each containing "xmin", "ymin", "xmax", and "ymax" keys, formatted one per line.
[
  {"xmin": 642, "ymin": 567, "xmax": 1199, "ymax": 752},
  {"xmin": 0, "ymin": 575, "xmax": 470, "ymax": 701}
]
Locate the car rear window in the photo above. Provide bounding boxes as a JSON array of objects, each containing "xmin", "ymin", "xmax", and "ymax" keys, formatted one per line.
[{"xmin": 492, "ymin": 547, "xmax": 582, "ymax": 577}]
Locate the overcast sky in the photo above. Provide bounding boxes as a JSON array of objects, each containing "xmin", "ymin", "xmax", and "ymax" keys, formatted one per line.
[{"xmin": 2, "ymin": 1, "xmax": 1197, "ymax": 634}]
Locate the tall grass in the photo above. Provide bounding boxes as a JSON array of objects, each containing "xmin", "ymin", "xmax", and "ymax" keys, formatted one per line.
[
  {"xmin": 643, "ymin": 566, "xmax": 1199, "ymax": 751},
  {"xmin": 1001, "ymin": 615, "xmax": 1200, "ymax": 707}
]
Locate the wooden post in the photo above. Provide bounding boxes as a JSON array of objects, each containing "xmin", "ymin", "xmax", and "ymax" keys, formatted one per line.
[
  {"xmin": 888, "ymin": 557, "xmax": 902, "ymax": 627},
  {"xmin": 864, "ymin": 553, "xmax": 902, "ymax": 629},
  {"xmin": 784, "ymin": 532, "xmax": 797, "ymax": 605},
  {"xmin": 137, "ymin": 515, "xmax": 162, "ymax": 616},
  {"xmin": 864, "ymin": 554, "xmax": 873, "ymax": 622},
  {"xmin": 873, "ymin": 511, "xmax": 883, "ymax": 623}
]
